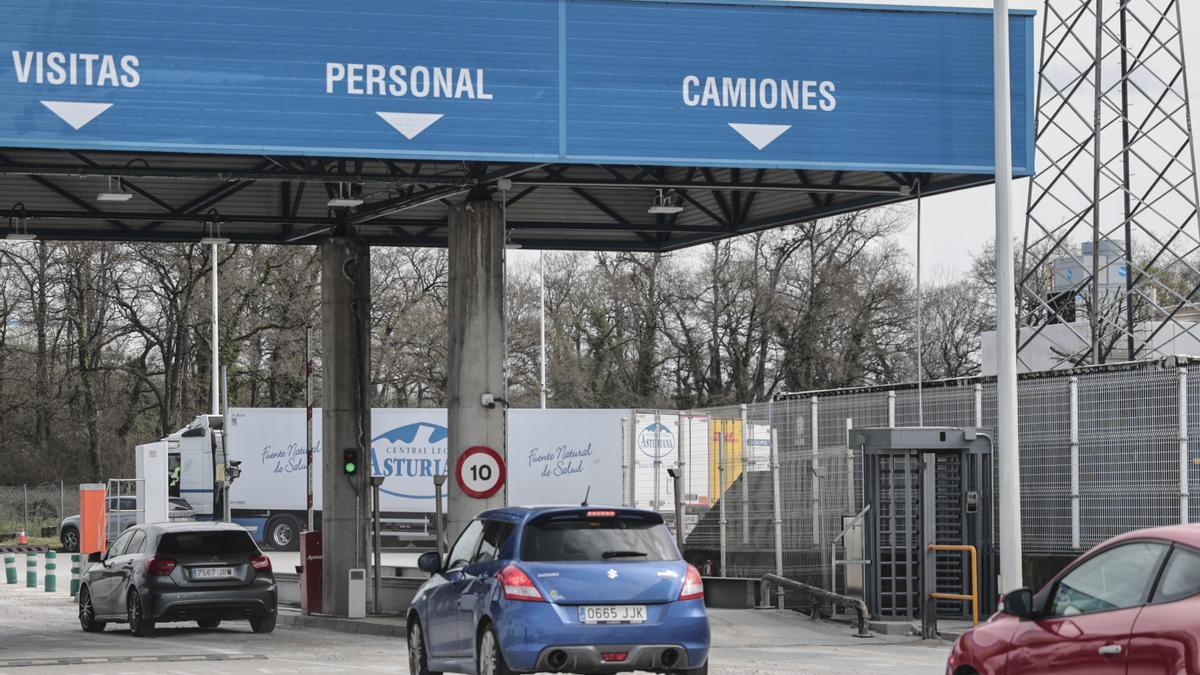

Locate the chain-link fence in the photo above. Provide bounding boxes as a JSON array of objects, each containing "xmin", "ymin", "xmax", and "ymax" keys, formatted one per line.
[
  {"xmin": 621, "ymin": 358, "xmax": 1200, "ymax": 594},
  {"xmin": 0, "ymin": 483, "xmax": 76, "ymax": 541}
]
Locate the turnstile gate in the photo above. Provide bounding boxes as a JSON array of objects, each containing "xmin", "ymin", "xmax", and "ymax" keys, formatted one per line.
[{"xmin": 853, "ymin": 428, "xmax": 996, "ymax": 629}]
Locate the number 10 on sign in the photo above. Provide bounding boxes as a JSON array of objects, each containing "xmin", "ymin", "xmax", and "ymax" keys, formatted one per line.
[{"xmin": 456, "ymin": 446, "xmax": 506, "ymax": 499}]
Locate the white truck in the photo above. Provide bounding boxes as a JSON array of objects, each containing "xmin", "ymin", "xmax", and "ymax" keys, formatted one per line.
[{"xmin": 161, "ymin": 407, "xmax": 634, "ymax": 550}]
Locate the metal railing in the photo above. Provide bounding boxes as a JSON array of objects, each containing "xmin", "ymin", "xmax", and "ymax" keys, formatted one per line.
[
  {"xmin": 928, "ymin": 544, "xmax": 979, "ymax": 626},
  {"xmin": 759, "ymin": 573, "xmax": 872, "ymax": 638}
]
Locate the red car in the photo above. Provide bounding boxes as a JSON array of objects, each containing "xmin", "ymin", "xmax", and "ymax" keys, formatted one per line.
[{"xmin": 948, "ymin": 524, "xmax": 1200, "ymax": 675}]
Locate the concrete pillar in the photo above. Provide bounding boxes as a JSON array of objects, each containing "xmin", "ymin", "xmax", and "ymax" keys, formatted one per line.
[
  {"xmin": 446, "ymin": 200, "xmax": 507, "ymax": 541},
  {"xmin": 320, "ymin": 237, "xmax": 372, "ymax": 617}
]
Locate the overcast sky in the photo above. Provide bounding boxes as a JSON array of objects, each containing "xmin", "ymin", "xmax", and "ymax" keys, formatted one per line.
[
  {"xmin": 514, "ymin": 1, "xmax": 1200, "ymax": 282},
  {"xmin": 835, "ymin": 0, "xmax": 1200, "ymax": 279}
]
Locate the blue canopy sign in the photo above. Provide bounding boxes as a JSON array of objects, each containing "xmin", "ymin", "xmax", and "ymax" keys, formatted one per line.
[{"xmin": 0, "ymin": 0, "xmax": 1034, "ymax": 174}]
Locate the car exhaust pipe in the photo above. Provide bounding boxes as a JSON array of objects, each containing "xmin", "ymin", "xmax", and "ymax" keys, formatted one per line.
[
  {"xmin": 547, "ymin": 650, "xmax": 568, "ymax": 670},
  {"xmin": 661, "ymin": 648, "xmax": 680, "ymax": 668}
]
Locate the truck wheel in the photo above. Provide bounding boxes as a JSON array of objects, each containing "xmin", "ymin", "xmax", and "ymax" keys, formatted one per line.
[{"xmin": 266, "ymin": 515, "xmax": 300, "ymax": 551}]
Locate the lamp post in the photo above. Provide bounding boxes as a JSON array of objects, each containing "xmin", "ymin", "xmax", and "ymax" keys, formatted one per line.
[
  {"xmin": 539, "ymin": 250, "xmax": 547, "ymax": 409},
  {"xmin": 994, "ymin": 0, "xmax": 1024, "ymax": 592}
]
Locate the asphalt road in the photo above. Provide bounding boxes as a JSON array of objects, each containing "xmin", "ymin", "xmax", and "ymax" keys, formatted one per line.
[{"xmin": 0, "ymin": 562, "xmax": 950, "ymax": 674}]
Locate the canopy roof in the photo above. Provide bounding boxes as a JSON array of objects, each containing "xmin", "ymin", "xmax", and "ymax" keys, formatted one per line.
[
  {"xmin": 0, "ymin": 150, "xmax": 998, "ymax": 250},
  {"xmin": 0, "ymin": 0, "xmax": 1034, "ymax": 250}
]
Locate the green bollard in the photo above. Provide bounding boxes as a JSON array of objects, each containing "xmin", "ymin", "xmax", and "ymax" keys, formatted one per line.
[
  {"xmin": 70, "ymin": 554, "xmax": 80, "ymax": 597},
  {"xmin": 4, "ymin": 554, "xmax": 15, "ymax": 584},
  {"xmin": 25, "ymin": 551, "xmax": 36, "ymax": 588},
  {"xmin": 44, "ymin": 550, "xmax": 56, "ymax": 593}
]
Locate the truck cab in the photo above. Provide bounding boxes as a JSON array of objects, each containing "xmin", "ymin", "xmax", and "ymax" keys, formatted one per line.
[{"xmin": 162, "ymin": 414, "xmax": 226, "ymax": 520}]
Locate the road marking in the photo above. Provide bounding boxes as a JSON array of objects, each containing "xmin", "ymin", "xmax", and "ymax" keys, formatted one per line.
[{"xmin": 0, "ymin": 653, "xmax": 266, "ymax": 668}]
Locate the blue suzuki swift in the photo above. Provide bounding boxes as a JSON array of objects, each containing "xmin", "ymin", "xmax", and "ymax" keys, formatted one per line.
[{"xmin": 407, "ymin": 506, "xmax": 710, "ymax": 675}]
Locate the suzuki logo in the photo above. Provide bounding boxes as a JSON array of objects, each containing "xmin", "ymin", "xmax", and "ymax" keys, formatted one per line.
[{"xmin": 607, "ymin": 569, "xmax": 619, "ymax": 580}]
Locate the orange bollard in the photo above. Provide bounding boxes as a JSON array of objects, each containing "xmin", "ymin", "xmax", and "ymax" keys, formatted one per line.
[{"xmin": 17, "ymin": 530, "xmax": 27, "ymax": 545}]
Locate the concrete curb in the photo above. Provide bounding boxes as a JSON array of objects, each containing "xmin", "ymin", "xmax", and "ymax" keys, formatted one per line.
[{"xmin": 276, "ymin": 607, "xmax": 407, "ymax": 637}]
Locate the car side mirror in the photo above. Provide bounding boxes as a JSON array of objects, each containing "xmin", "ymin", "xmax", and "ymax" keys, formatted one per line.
[
  {"xmin": 87, "ymin": 551, "xmax": 102, "ymax": 564},
  {"xmin": 418, "ymin": 551, "xmax": 441, "ymax": 574},
  {"xmin": 1001, "ymin": 587, "xmax": 1035, "ymax": 619}
]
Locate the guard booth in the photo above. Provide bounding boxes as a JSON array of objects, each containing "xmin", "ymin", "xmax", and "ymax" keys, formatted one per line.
[{"xmin": 851, "ymin": 428, "xmax": 996, "ymax": 632}]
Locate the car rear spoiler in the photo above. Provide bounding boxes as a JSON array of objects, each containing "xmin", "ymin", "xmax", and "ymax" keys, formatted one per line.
[{"xmin": 528, "ymin": 508, "xmax": 664, "ymax": 526}]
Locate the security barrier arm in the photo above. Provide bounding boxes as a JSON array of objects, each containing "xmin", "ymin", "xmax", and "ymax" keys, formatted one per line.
[{"xmin": 759, "ymin": 573, "xmax": 873, "ymax": 638}]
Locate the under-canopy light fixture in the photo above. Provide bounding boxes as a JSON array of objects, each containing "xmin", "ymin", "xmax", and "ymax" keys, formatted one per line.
[
  {"xmin": 328, "ymin": 182, "xmax": 364, "ymax": 208},
  {"xmin": 6, "ymin": 202, "xmax": 35, "ymax": 240},
  {"xmin": 648, "ymin": 189, "xmax": 683, "ymax": 215},
  {"xmin": 200, "ymin": 209, "xmax": 229, "ymax": 245},
  {"xmin": 96, "ymin": 175, "xmax": 134, "ymax": 202}
]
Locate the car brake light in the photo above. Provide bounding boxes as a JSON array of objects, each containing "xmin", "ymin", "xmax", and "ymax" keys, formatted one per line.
[
  {"xmin": 251, "ymin": 555, "xmax": 271, "ymax": 572},
  {"xmin": 586, "ymin": 510, "xmax": 616, "ymax": 517},
  {"xmin": 679, "ymin": 564, "xmax": 704, "ymax": 601},
  {"xmin": 145, "ymin": 557, "xmax": 176, "ymax": 576},
  {"xmin": 601, "ymin": 652, "xmax": 628, "ymax": 662},
  {"xmin": 499, "ymin": 564, "xmax": 544, "ymax": 602}
]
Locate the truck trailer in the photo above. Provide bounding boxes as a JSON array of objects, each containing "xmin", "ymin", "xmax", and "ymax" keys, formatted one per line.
[{"xmin": 162, "ymin": 407, "xmax": 635, "ymax": 550}]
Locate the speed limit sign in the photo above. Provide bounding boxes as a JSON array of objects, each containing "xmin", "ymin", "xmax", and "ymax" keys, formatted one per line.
[{"xmin": 455, "ymin": 446, "xmax": 506, "ymax": 499}]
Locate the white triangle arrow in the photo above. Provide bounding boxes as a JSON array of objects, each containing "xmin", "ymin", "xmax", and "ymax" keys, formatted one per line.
[
  {"xmin": 40, "ymin": 101, "xmax": 113, "ymax": 130},
  {"xmin": 729, "ymin": 122, "xmax": 791, "ymax": 150},
  {"xmin": 376, "ymin": 112, "xmax": 444, "ymax": 140}
]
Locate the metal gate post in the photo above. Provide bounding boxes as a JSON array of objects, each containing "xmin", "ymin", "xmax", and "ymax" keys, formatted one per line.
[
  {"xmin": 628, "ymin": 414, "xmax": 638, "ymax": 507},
  {"xmin": 920, "ymin": 450, "xmax": 938, "ymax": 639},
  {"xmin": 811, "ymin": 397, "xmax": 820, "ymax": 545},
  {"xmin": 887, "ymin": 391, "xmax": 896, "ymax": 427},
  {"xmin": 718, "ymin": 430, "xmax": 727, "ymax": 576},
  {"xmin": 677, "ymin": 413, "xmax": 687, "ymax": 540},
  {"xmin": 653, "ymin": 412, "xmax": 662, "ymax": 513},
  {"xmin": 771, "ymin": 428, "xmax": 784, "ymax": 609},
  {"xmin": 846, "ymin": 418, "xmax": 855, "ymax": 513},
  {"xmin": 1070, "ymin": 377, "xmax": 1081, "ymax": 548},
  {"xmin": 863, "ymin": 449, "xmax": 879, "ymax": 617},
  {"xmin": 903, "ymin": 453, "xmax": 914, "ymax": 619},
  {"xmin": 1180, "ymin": 368, "xmax": 1190, "ymax": 524},
  {"xmin": 741, "ymin": 404, "xmax": 750, "ymax": 545}
]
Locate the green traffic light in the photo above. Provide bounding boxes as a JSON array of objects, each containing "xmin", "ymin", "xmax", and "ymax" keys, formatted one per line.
[{"xmin": 344, "ymin": 462, "xmax": 357, "ymax": 474}]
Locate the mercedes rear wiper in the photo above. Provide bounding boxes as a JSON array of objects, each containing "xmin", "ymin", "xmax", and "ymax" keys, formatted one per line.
[{"xmin": 601, "ymin": 550, "xmax": 648, "ymax": 558}]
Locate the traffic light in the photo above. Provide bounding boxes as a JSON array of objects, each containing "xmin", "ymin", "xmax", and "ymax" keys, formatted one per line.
[{"xmin": 343, "ymin": 448, "xmax": 359, "ymax": 476}]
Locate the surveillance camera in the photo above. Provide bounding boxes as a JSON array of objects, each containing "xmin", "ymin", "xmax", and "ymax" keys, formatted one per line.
[
  {"xmin": 481, "ymin": 393, "xmax": 496, "ymax": 409},
  {"xmin": 229, "ymin": 460, "xmax": 242, "ymax": 468}
]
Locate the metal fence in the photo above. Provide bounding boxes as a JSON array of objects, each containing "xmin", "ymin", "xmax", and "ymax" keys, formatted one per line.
[
  {"xmin": 0, "ymin": 483, "xmax": 76, "ymax": 540},
  {"xmin": 620, "ymin": 358, "xmax": 1200, "ymax": 593}
]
